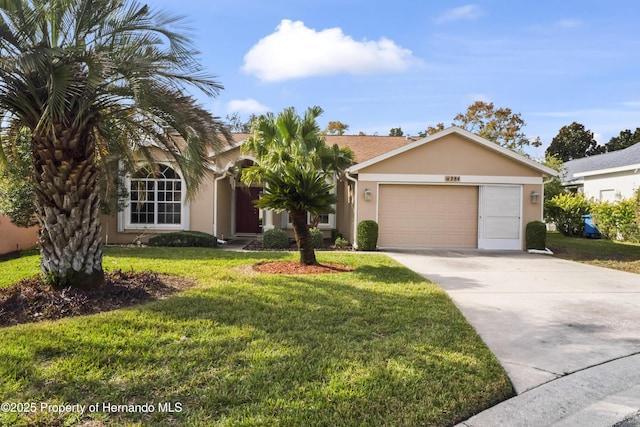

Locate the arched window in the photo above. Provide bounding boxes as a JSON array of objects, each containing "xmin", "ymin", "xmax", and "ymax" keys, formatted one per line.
[{"xmin": 129, "ymin": 165, "xmax": 183, "ymax": 226}]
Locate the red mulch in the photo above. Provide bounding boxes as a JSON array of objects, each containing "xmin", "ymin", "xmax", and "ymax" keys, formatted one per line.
[
  {"xmin": 0, "ymin": 270, "xmax": 196, "ymax": 327},
  {"xmin": 253, "ymin": 261, "xmax": 354, "ymax": 275}
]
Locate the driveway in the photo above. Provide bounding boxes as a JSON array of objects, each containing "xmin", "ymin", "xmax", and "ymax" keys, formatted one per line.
[{"xmin": 385, "ymin": 250, "xmax": 640, "ymax": 394}]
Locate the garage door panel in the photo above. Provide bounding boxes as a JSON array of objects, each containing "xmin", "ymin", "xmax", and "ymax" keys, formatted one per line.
[{"xmin": 378, "ymin": 185, "xmax": 478, "ymax": 248}]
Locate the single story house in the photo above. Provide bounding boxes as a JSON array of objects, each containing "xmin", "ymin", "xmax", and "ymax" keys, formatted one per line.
[
  {"xmin": 0, "ymin": 215, "xmax": 39, "ymax": 255},
  {"xmin": 101, "ymin": 127, "xmax": 557, "ymax": 250},
  {"xmin": 562, "ymin": 143, "xmax": 640, "ymax": 202}
]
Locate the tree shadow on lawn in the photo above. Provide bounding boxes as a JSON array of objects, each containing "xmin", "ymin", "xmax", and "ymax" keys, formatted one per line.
[
  {"xmin": 103, "ymin": 246, "xmax": 292, "ymax": 262},
  {"xmin": 0, "ymin": 272, "xmax": 513, "ymax": 426}
]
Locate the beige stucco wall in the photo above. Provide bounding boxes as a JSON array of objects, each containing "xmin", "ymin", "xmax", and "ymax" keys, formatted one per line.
[
  {"xmin": 0, "ymin": 216, "xmax": 39, "ymax": 255},
  {"xmin": 335, "ymin": 179, "xmax": 353, "ymax": 241},
  {"xmin": 360, "ymin": 133, "xmax": 539, "ymax": 177},
  {"xmin": 190, "ymin": 171, "xmax": 215, "ymax": 235},
  {"xmin": 522, "ymin": 183, "xmax": 544, "ymax": 231},
  {"xmin": 214, "ymin": 176, "xmax": 233, "ymax": 239}
]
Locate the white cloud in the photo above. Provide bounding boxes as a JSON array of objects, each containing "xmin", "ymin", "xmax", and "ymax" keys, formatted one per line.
[
  {"xmin": 435, "ymin": 5, "xmax": 484, "ymax": 24},
  {"xmin": 526, "ymin": 18, "xmax": 584, "ymax": 34},
  {"xmin": 226, "ymin": 98, "xmax": 271, "ymax": 115},
  {"xmin": 556, "ymin": 19, "xmax": 583, "ymax": 30},
  {"xmin": 242, "ymin": 19, "xmax": 420, "ymax": 82}
]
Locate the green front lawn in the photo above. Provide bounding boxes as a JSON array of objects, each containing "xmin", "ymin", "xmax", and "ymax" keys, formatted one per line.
[
  {"xmin": 547, "ymin": 232, "xmax": 640, "ymax": 274},
  {"xmin": 0, "ymin": 248, "xmax": 513, "ymax": 426}
]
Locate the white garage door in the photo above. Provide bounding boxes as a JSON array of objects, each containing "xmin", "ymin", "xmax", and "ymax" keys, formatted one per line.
[
  {"xmin": 478, "ymin": 185, "xmax": 522, "ymax": 250},
  {"xmin": 378, "ymin": 185, "xmax": 478, "ymax": 248}
]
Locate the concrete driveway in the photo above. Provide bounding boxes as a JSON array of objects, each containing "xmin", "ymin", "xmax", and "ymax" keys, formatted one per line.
[{"xmin": 385, "ymin": 250, "xmax": 640, "ymax": 394}]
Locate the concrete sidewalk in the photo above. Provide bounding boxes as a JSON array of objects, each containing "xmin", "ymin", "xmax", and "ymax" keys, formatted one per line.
[{"xmin": 385, "ymin": 250, "xmax": 640, "ymax": 426}]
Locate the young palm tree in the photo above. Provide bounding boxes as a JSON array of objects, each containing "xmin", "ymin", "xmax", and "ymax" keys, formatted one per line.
[
  {"xmin": 0, "ymin": 0, "xmax": 230, "ymax": 287},
  {"xmin": 241, "ymin": 106, "xmax": 353, "ymax": 265}
]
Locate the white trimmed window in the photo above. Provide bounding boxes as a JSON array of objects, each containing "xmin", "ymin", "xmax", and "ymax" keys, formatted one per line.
[
  {"xmin": 123, "ymin": 164, "xmax": 189, "ymax": 230},
  {"xmin": 285, "ymin": 211, "xmax": 335, "ymax": 229},
  {"xmin": 283, "ymin": 176, "xmax": 337, "ymax": 229}
]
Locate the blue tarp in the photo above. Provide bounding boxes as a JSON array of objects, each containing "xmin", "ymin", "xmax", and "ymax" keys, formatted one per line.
[{"xmin": 582, "ymin": 214, "xmax": 602, "ymax": 239}]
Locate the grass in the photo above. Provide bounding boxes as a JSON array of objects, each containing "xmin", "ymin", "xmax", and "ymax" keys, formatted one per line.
[
  {"xmin": 0, "ymin": 247, "xmax": 513, "ymax": 426},
  {"xmin": 547, "ymin": 232, "xmax": 640, "ymax": 274}
]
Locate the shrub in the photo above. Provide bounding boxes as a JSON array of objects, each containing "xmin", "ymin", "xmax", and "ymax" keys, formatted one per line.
[
  {"xmin": 334, "ymin": 237, "xmax": 349, "ymax": 249},
  {"xmin": 262, "ymin": 228, "xmax": 289, "ymax": 249},
  {"xmin": 148, "ymin": 231, "xmax": 217, "ymax": 248},
  {"xmin": 357, "ymin": 220, "xmax": 378, "ymax": 251},
  {"xmin": 310, "ymin": 227, "xmax": 324, "ymax": 249},
  {"xmin": 635, "ymin": 188, "xmax": 640, "ymax": 227},
  {"xmin": 525, "ymin": 221, "xmax": 547, "ymax": 250},
  {"xmin": 545, "ymin": 193, "xmax": 591, "ymax": 236},
  {"xmin": 592, "ymin": 198, "xmax": 640, "ymax": 242}
]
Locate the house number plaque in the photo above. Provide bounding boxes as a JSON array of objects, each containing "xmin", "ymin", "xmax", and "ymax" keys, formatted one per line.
[{"xmin": 445, "ymin": 176, "xmax": 461, "ymax": 182}]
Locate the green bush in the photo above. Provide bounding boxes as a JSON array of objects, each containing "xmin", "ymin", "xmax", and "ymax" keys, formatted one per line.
[
  {"xmin": 357, "ymin": 220, "xmax": 378, "ymax": 251},
  {"xmin": 310, "ymin": 227, "xmax": 325, "ymax": 249},
  {"xmin": 635, "ymin": 188, "xmax": 640, "ymax": 227},
  {"xmin": 262, "ymin": 228, "xmax": 289, "ymax": 249},
  {"xmin": 592, "ymin": 198, "xmax": 640, "ymax": 242},
  {"xmin": 334, "ymin": 237, "xmax": 349, "ymax": 249},
  {"xmin": 545, "ymin": 193, "xmax": 591, "ymax": 236},
  {"xmin": 525, "ymin": 221, "xmax": 547, "ymax": 250},
  {"xmin": 148, "ymin": 231, "xmax": 217, "ymax": 248}
]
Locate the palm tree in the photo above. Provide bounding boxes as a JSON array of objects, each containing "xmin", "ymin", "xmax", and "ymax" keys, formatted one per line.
[
  {"xmin": 0, "ymin": 0, "xmax": 230, "ymax": 287},
  {"xmin": 241, "ymin": 106, "xmax": 353, "ymax": 265}
]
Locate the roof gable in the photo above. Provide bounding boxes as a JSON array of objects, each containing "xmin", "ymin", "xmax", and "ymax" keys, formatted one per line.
[{"xmin": 347, "ymin": 127, "xmax": 557, "ymax": 176}]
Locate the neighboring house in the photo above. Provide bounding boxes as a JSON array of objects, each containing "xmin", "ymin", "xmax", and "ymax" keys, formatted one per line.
[
  {"xmin": 562, "ymin": 143, "xmax": 640, "ymax": 202},
  {"xmin": 0, "ymin": 215, "xmax": 38, "ymax": 255},
  {"xmin": 101, "ymin": 127, "xmax": 556, "ymax": 250}
]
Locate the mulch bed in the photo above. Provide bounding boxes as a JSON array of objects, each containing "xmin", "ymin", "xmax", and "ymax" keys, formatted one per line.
[
  {"xmin": 0, "ymin": 270, "xmax": 196, "ymax": 327},
  {"xmin": 243, "ymin": 239, "xmax": 352, "ymax": 252},
  {"xmin": 253, "ymin": 261, "xmax": 355, "ymax": 275}
]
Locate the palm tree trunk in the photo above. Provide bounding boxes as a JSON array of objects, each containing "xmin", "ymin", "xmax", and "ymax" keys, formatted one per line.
[
  {"xmin": 289, "ymin": 209, "xmax": 317, "ymax": 265},
  {"xmin": 32, "ymin": 125, "xmax": 104, "ymax": 288}
]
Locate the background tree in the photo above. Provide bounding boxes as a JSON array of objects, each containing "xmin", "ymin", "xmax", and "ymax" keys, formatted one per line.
[
  {"xmin": 604, "ymin": 128, "xmax": 640, "ymax": 152},
  {"xmin": 241, "ymin": 106, "xmax": 353, "ymax": 265},
  {"xmin": 452, "ymin": 101, "xmax": 539, "ymax": 151},
  {"xmin": 545, "ymin": 122, "xmax": 605, "ymax": 161},
  {"xmin": 0, "ymin": 0, "xmax": 230, "ymax": 287},
  {"xmin": 418, "ymin": 123, "xmax": 445, "ymax": 137},
  {"xmin": 0, "ymin": 128, "xmax": 36, "ymax": 227},
  {"xmin": 324, "ymin": 120, "xmax": 349, "ymax": 135},
  {"xmin": 225, "ymin": 112, "xmax": 258, "ymax": 133},
  {"xmin": 389, "ymin": 127, "xmax": 404, "ymax": 136},
  {"xmin": 542, "ymin": 155, "xmax": 567, "ymax": 222}
]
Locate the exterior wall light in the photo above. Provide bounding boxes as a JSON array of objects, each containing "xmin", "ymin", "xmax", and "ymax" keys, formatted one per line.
[
  {"xmin": 364, "ymin": 188, "xmax": 372, "ymax": 201},
  {"xmin": 530, "ymin": 190, "xmax": 540, "ymax": 204}
]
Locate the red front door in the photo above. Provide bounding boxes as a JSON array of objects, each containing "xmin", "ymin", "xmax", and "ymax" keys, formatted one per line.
[{"xmin": 235, "ymin": 187, "xmax": 262, "ymax": 233}]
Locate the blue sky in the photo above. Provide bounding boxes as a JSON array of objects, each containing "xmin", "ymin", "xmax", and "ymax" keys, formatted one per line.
[{"xmin": 151, "ymin": 0, "xmax": 640, "ymax": 159}]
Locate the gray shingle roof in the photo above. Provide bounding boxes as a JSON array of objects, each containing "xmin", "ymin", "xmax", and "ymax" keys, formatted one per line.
[{"xmin": 562, "ymin": 143, "xmax": 640, "ymax": 184}]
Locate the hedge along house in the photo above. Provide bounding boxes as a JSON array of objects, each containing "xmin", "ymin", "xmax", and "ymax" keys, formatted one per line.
[{"xmin": 101, "ymin": 127, "xmax": 556, "ymax": 250}]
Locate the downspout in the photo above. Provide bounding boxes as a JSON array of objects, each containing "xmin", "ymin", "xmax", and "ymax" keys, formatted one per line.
[
  {"xmin": 345, "ymin": 171, "xmax": 359, "ymax": 249},
  {"xmin": 213, "ymin": 172, "xmax": 227, "ymax": 239}
]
